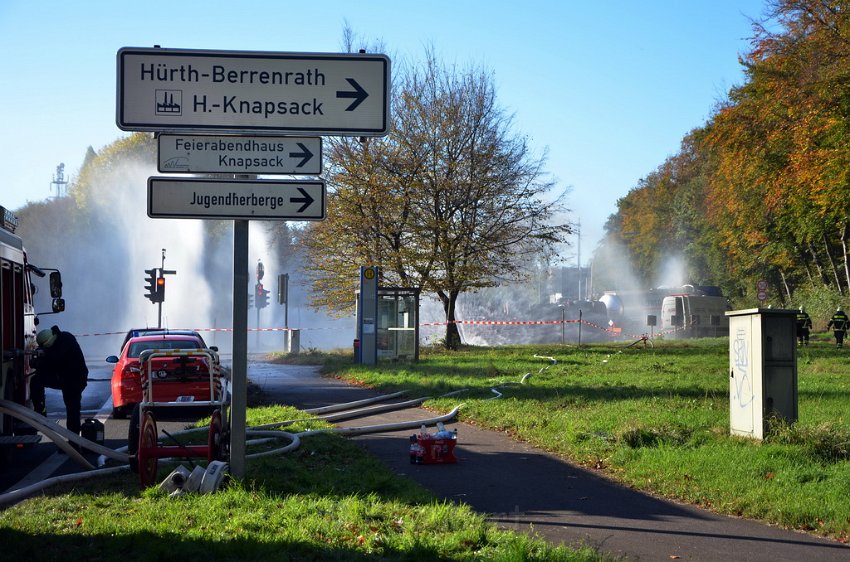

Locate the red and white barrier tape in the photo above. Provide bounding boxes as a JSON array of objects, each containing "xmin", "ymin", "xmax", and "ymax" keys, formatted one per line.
[
  {"xmin": 419, "ymin": 319, "xmax": 582, "ymax": 326},
  {"xmin": 77, "ymin": 318, "xmax": 688, "ymax": 341}
]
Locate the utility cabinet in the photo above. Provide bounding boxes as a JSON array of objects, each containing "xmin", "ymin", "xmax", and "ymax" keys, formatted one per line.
[
  {"xmin": 726, "ymin": 308, "xmax": 798, "ymax": 439},
  {"xmin": 284, "ymin": 328, "xmax": 300, "ymax": 354}
]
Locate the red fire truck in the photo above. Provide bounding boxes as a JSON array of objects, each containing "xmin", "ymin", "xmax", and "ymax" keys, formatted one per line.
[{"xmin": 0, "ymin": 205, "xmax": 64, "ymax": 452}]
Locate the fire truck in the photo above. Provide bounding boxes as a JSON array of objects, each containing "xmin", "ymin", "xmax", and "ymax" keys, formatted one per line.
[{"xmin": 0, "ymin": 205, "xmax": 64, "ymax": 452}]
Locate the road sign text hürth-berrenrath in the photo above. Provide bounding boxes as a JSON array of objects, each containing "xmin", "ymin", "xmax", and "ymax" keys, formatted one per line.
[
  {"xmin": 157, "ymin": 134, "xmax": 322, "ymax": 175},
  {"xmin": 118, "ymin": 47, "xmax": 390, "ymax": 135},
  {"xmin": 148, "ymin": 177, "xmax": 325, "ymax": 220}
]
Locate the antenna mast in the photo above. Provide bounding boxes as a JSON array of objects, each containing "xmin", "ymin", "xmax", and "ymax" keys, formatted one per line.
[{"xmin": 50, "ymin": 163, "xmax": 68, "ymax": 198}]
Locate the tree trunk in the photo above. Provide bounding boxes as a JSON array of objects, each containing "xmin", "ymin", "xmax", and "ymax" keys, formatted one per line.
[
  {"xmin": 795, "ymin": 246, "xmax": 813, "ymax": 285},
  {"xmin": 780, "ymin": 270, "xmax": 791, "ymax": 302},
  {"xmin": 823, "ymin": 233, "xmax": 843, "ymax": 295},
  {"xmin": 841, "ymin": 223, "xmax": 850, "ymax": 292},
  {"xmin": 808, "ymin": 242, "xmax": 827, "ymax": 286},
  {"xmin": 441, "ymin": 290, "xmax": 462, "ymax": 350}
]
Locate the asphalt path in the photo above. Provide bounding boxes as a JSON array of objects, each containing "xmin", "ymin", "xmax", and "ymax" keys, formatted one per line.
[{"xmin": 249, "ymin": 362, "xmax": 850, "ymax": 562}]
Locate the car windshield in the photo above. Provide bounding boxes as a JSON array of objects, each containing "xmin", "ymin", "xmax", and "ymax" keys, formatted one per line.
[
  {"xmin": 121, "ymin": 329, "xmax": 209, "ymax": 351},
  {"xmin": 127, "ymin": 339, "xmax": 201, "ymax": 359}
]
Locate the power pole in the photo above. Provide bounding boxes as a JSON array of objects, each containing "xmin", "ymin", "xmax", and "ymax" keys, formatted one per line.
[{"xmin": 576, "ymin": 218, "xmax": 582, "ymax": 300}]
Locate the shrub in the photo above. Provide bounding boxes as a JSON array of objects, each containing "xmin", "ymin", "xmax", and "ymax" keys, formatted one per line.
[
  {"xmin": 791, "ymin": 283, "xmax": 848, "ymax": 330},
  {"xmin": 766, "ymin": 420, "xmax": 850, "ymax": 463}
]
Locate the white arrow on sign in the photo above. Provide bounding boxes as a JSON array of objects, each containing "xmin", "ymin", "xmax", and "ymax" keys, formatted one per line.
[
  {"xmin": 148, "ymin": 177, "xmax": 325, "ymax": 221},
  {"xmin": 118, "ymin": 47, "xmax": 390, "ymax": 136},
  {"xmin": 157, "ymin": 134, "xmax": 322, "ymax": 175}
]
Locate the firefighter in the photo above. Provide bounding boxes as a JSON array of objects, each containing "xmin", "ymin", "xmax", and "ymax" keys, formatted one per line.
[
  {"xmin": 30, "ymin": 325, "xmax": 89, "ymax": 445},
  {"xmin": 796, "ymin": 307, "xmax": 812, "ymax": 346},
  {"xmin": 826, "ymin": 307, "xmax": 850, "ymax": 348}
]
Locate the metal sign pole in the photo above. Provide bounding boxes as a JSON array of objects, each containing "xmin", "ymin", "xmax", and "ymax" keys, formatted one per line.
[
  {"xmin": 122, "ymin": 47, "xmax": 392, "ymax": 483},
  {"xmin": 284, "ymin": 274, "xmax": 289, "ymax": 329},
  {"xmin": 230, "ymin": 219, "xmax": 249, "ymax": 478}
]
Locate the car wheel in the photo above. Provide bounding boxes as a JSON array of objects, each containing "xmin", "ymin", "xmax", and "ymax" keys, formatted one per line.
[{"xmin": 112, "ymin": 405, "xmax": 127, "ymax": 419}]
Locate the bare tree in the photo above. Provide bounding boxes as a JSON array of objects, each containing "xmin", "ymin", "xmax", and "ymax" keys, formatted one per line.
[{"xmin": 304, "ymin": 51, "xmax": 571, "ymax": 349}]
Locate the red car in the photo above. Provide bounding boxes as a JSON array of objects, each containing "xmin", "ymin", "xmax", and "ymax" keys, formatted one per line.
[{"xmin": 107, "ymin": 334, "xmax": 217, "ymax": 419}]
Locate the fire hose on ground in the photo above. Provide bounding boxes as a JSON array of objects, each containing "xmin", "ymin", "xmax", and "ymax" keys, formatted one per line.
[
  {"xmin": 0, "ymin": 354, "xmax": 555, "ymax": 505},
  {"xmin": 0, "ymin": 391, "xmax": 464, "ymax": 506},
  {"xmin": 488, "ymin": 355, "xmax": 554, "ymax": 399},
  {"xmin": 0, "ymin": 400, "xmax": 130, "ymax": 466},
  {"xmin": 0, "ymin": 355, "xmax": 557, "ymax": 505}
]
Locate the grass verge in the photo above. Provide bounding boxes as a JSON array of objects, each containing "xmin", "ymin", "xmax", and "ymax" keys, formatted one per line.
[{"xmin": 303, "ymin": 339, "xmax": 850, "ymax": 543}]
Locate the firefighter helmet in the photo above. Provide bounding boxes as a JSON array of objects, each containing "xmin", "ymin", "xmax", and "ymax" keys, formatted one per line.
[{"xmin": 36, "ymin": 328, "xmax": 57, "ymax": 348}]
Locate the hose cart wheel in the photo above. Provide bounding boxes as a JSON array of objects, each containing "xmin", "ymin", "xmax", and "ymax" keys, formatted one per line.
[
  {"xmin": 138, "ymin": 411, "xmax": 159, "ymax": 487},
  {"xmin": 127, "ymin": 404, "xmax": 141, "ymax": 473},
  {"xmin": 208, "ymin": 409, "xmax": 224, "ymax": 462}
]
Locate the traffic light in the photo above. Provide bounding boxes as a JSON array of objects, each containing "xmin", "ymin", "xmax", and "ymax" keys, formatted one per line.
[
  {"xmin": 277, "ymin": 273, "xmax": 288, "ymax": 304},
  {"xmin": 144, "ymin": 268, "xmax": 158, "ymax": 302},
  {"xmin": 155, "ymin": 276, "xmax": 166, "ymax": 303},
  {"xmin": 257, "ymin": 282, "xmax": 270, "ymax": 308},
  {"xmin": 248, "ymin": 290, "xmax": 255, "ymax": 309}
]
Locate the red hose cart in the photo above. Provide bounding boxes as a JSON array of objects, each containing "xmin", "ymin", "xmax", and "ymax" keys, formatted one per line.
[{"xmin": 131, "ymin": 348, "xmax": 230, "ymax": 486}]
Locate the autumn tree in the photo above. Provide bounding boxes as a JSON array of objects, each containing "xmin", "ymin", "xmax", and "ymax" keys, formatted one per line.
[
  {"xmin": 604, "ymin": 130, "xmax": 723, "ymax": 290},
  {"xmin": 703, "ymin": 0, "xmax": 850, "ymax": 298},
  {"xmin": 604, "ymin": 0, "xmax": 850, "ymax": 310},
  {"xmin": 304, "ymin": 52, "xmax": 571, "ymax": 349}
]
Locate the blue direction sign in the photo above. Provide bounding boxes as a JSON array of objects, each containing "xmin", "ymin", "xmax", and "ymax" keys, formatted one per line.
[
  {"xmin": 118, "ymin": 47, "xmax": 390, "ymax": 136},
  {"xmin": 148, "ymin": 177, "xmax": 325, "ymax": 220}
]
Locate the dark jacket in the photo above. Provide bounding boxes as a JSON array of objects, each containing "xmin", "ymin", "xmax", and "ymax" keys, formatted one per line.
[
  {"xmin": 35, "ymin": 326, "xmax": 88, "ymax": 391},
  {"xmin": 796, "ymin": 312, "xmax": 812, "ymax": 330},
  {"xmin": 827, "ymin": 312, "xmax": 849, "ymax": 332}
]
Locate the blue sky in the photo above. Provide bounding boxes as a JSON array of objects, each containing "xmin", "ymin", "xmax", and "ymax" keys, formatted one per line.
[{"xmin": 0, "ymin": 0, "xmax": 767, "ymax": 257}]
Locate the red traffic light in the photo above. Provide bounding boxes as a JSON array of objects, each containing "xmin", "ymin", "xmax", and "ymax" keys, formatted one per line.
[{"xmin": 155, "ymin": 276, "xmax": 166, "ymax": 302}]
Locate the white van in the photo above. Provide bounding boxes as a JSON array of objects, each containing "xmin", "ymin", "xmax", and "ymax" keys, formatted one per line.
[{"xmin": 660, "ymin": 295, "xmax": 731, "ymax": 337}]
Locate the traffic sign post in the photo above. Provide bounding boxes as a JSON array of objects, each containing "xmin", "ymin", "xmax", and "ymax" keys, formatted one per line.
[
  {"xmin": 158, "ymin": 134, "xmax": 322, "ymax": 175},
  {"xmin": 147, "ymin": 177, "xmax": 325, "ymax": 220},
  {"xmin": 757, "ymin": 279, "xmax": 768, "ymax": 303},
  {"xmin": 119, "ymin": 46, "xmax": 390, "ymax": 482},
  {"xmin": 117, "ymin": 47, "xmax": 390, "ymax": 136}
]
